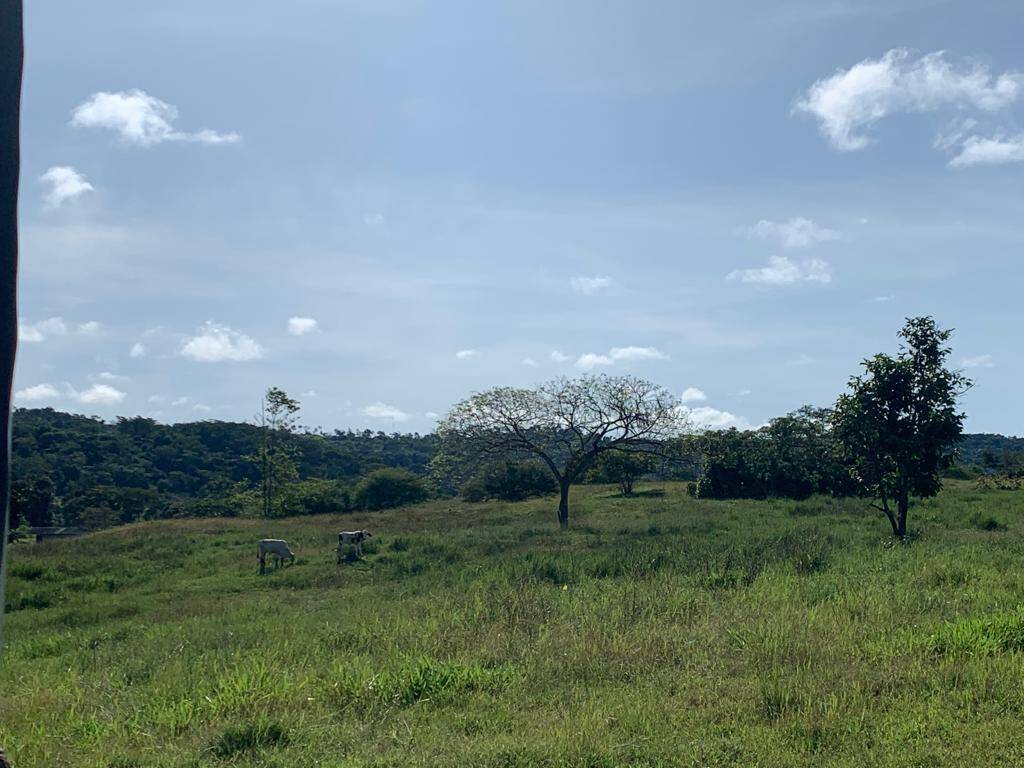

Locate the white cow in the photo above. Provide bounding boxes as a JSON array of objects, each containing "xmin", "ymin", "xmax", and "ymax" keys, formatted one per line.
[
  {"xmin": 258, "ymin": 539, "xmax": 295, "ymax": 574},
  {"xmin": 337, "ymin": 530, "xmax": 372, "ymax": 562}
]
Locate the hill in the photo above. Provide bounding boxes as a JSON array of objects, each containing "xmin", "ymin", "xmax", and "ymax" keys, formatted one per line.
[
  {"xmin": 4, "ymin": 481, "xmax": 1024, "ymax": 766},
  {"xmin": 10, "ymin": 407, "xmax": 438, "ymax": 527}
]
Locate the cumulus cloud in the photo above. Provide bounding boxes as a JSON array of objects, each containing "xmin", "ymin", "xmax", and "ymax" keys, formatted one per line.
[
  {"xmin": 74, "ymin": 383, "xmax": 126, "ymax": 405},
  {"xmin": 680, "ymin": 387, "xmax": 707, "ymax": 404},
  {"xmin": 172, "ymin": 396, "xmax": 190, "ymax": 406},
  {"xmin": 521, "ymin": 357, "xmax": 539, "ymax": 367},
  {"xmin": 550, "ymin": 350, "xmax": 569, "ymax": 363},
  {"xmin": 575, "ymin": 346, "xmax": 669, "ymax": 370},
  {"xmin": 129, "ymin": 342, "xmax": 147, "ymax": 358},
  {"xmin": 18, "ymin": 317, "xmax": 67, "ymax": 342},
  {"xmin": 97, "ymin": 371, "xmax": 129, "ymax": 382},
  {"xmin": 362, "ymin": 402, "xmax": 410, "ymax": 423},
  {"xmin": 287, "ymin": 316, "xmax": 319, "ymax": 336},
  {"xmin": 364, "ymin": 213, "xmax": 386, "ymax": 226},
  {"xmin": 570, "ymin": 276, "xmax": 613, "ymax": 295},
  {"xmin": 77, "ymin": 320, "xmax": 102, "ymax": 336},
  {"xmin": 455, "ymin": 349, "xmax": 479, "ymax": 359},
  {"xmin": 70, "ymin": 90, "xmax": 241, "ymax": 147},
  {"xmin": 180, "ymin": 321, "xmax": 264, "ymax": 362},
  {"xmin": 727, "ymin": 256, "xmax": 832, "ymax": 285},
  {"xmin": 962, "ymin": 354, "xmax": 995, "ymax": 369},
  {"xmin": 949, "ymin": 134, "xmax": 1024, "ymax": 167},
  {"xmin": 683, "ymin": 405, "xmax": 751, "ymax": 430},
  {"xmin": 425, "ymin": 411, "xmax": 440, "ymax": 419},
  {"xmin": 795, "ymin": 49, "xmax": 1023, "ymax": 152},
  {"xmin": 39, "ymin": 166, "xmax": 93, "ymax": 209},
  {"xmin": 747, "ymin": 217, "xmax": 840, "ymax": 248},
  {"xmin": 193, "ymin": 404, "xmax": 212, "ymax": 414},
  {"xmin": 14, "ymin": 383, "xmax": 61, "ymax": 403}
]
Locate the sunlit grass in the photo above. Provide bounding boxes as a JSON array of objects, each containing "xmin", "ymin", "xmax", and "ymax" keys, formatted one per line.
[{"xmin": 4, "ymin": 481, "xmax": 1024, "ymax": 766}]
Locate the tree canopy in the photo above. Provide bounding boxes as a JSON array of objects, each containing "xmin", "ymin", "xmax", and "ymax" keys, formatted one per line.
[
  {"xmin": 436, "ymin": 374, "xmax": 687, "ymax": 527},
  {"xmin": 832, "ymin": 316, "xmax": 971, "ymax": 539}
]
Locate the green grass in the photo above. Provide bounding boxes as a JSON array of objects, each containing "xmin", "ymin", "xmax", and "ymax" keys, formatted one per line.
[{"xmin": 4, "ymin": 481, "xmax": 1024, "ymax": 766}]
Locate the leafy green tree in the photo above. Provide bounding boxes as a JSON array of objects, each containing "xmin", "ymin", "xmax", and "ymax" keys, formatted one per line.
[
  {"xmin": 9, "ymin": 477, "xmax": 54, "ymax": 527},
  {"xmin": 590, "ymin": 451, "xmax": 655, "ymax": 496},
  {"xmin": 460, "ymin": 460, "xmax": 556, "ymax": 502},
  {"xmin": 832, "ymin": 317, "xmax": 971, "ymax": 539},
  {"xmin": 252, "ymin": 388, "xmax": 301, "ymax": 518},
  {"xmin": 437, "ymin": 375, "xmax": 686, "ymax": 528},
  {"xmin": 353, "ymin": 468, "xmax": 428, "ymax": 510}
]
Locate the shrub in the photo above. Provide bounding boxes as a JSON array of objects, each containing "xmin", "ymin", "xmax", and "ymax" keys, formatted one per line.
[
  {"xmin": 353, "ymin": 468, "xmax": 428, "ymax": 510},
  {"xmin": 589, "ymin": 451, "xmax": 654, "ymax": 496},
  {"xmin": 461, "ymin": 461, "xmax": 556, "ymax": 502},
  {"xmin": 281, "ymin": 478, "xmax": 351, "ymax": 516}
]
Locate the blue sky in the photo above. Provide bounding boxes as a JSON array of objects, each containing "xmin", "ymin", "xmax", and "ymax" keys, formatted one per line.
[{"xmin": 14, "ymin": 0, "xmax": 1024, "ymax": 434}]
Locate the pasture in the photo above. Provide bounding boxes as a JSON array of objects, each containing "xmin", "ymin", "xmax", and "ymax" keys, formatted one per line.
[{"xmin": 3, "ymin": 481, "xmax": 1024, "ymax": 767}]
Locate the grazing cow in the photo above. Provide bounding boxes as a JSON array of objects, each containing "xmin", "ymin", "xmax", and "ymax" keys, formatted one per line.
[
  {"xmin": 0, "ymin": 748, "xmax": 10, "ymax": 768},
  {"xmin": 337, "ymin": 530, "xmax": 372, "ymax": 562},
  {"xmin": 258, "ymin": 539, "xmax": 295, "ymax": 574}
]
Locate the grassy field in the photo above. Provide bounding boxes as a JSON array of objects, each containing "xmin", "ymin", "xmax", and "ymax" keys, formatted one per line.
[{"xmin": 3, "ymin": 481, "xmax": 1024, "ymax": 767}]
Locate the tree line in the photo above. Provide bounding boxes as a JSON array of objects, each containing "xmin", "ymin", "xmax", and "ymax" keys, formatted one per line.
[{"xmin": 10, "ymin": 316, "xmax": 1019, "ymax": 540}]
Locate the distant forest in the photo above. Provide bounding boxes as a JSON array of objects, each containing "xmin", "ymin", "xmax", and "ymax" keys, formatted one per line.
[
  {"xmin": 9, "ymin": 407, "xmax": 1022, "ymax": 532},
  {"xmin": 11, "ymin": 408, "xmax": 437, "ymax": 529}
]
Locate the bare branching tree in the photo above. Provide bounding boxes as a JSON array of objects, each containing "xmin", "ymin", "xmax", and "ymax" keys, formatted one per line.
[{"xmin": 436, "ymin": 375, "xmax": 688, "ymax": 528}]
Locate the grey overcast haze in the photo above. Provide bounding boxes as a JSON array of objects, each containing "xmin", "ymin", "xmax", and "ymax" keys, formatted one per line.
[{"xmin": 14, "ymin": 0, "xmax": 1024, "ymax": 434}]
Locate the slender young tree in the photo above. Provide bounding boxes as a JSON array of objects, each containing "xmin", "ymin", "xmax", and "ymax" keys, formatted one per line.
[
  {"xmin": 436, "ymin": 375, "xmax": 686, "ymax": 528},
  {"xmin": 253, "ymin": 387, "xmax": 301, "ymax": 518},
  {"xmin": 832, "ymin": 317, "xmax": 971, "ymax": 539}
]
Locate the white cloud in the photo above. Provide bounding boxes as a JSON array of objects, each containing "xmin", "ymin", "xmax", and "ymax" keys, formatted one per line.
[
  {"xmin": 795, "ymin": 49, "xmax": 1023, "ymax": 151},
  {"xmin": 77, "ymin": 320, "xmax": 102, "ymax": 336},
  {"xmin": 180, "ymin": 321, "xmax": 264, "ymax": 362},
  {"xmin": 747, "ymin": 217, "xmax": 840, "ymax": 248},
  {"xmin": 949, "ymin": 134, "xmax": 1024, "ymax": 167},
  {"xmin": 287, "ymin": 316, "xmax": 319, "ymax": 336},
  {"xmin": 172, "ymin": 396, "xmax": 190, "ymax": 406},
  {"xmin": 455, "ymin": 349, "xmax": 479, "ymax": 359},
  {"xmin": 609, "ymin": 346, "xmax": 669, "ymax": 362},
  {"xmin": 680, "ymin": 387, "xmax": 707, "ymax": 404},
  {"xmin": 300, "ymin": 390, "xmax": 318, "ymax": 398},
  {"xmin": 362, "ymin": 402, "xmax": 410, "ymax": 423},
  {"xmin": 425, "ymin": 411, "xmax": 439, "ymax": 419},
  {"xmin": 738, "ymin": 389, "xmax": 753, "ymax": 397},
  {"xmin": 727, "ymin": 256, "xmax": 832, "ymax": 285},
  {"xmin": 575, "ymin": 353, "xmax": 614, "ymax": 370},
  {"xmin": 962, "ymin": 354, "xmax": 995, "ymax": 369},
  {"xmin": 364, "ymin": 213, "xmax": 386, "ymax": 226},
  {"xmin": 39, "ymin": 166, "xmax": 93, "ymax": 209},
  {"xmin": 70, "ymin": 90, "xmax": 241, "ymax": 147},
  {"xmin": 521, "ymin": 357, "xmax": 539, "ymax": 367},
  {"xmin": 570, "ymin": 275, "xmax": 613, "ymax": 295},
  {"xmin": 97, "ymin": 371, "xmax": 129, "ymax": 382},
  {"xmin": 73, "ymin": 383, "xmax": 126, "ymax": 405},
  {"xmin": 871, "ymin": 295, "xmax": 894, "ymax": 303},
  {"xmin": 192, "ymin": 404, "xmax": 212, "ymax": 413},
  {"xmin": 683, "ymin": 405, "xmax": 750, "ymax": 430},
  {"xmin": 14, "ymin": 383, "xmax": 61, "ymax": 403},
  {"xmin": 129, "ymin": 342, "xmax": 147, "ymax": 358},
  {"xmin": 550, "ymin": 350, "xmax": 569, "ymax": 363},
  {"xmin": 147, "ymin": 395, "xmax": 165, "ymax": 404},
  {"xmin": 575, "ymin": 346, "xmax": 669, "ymax": 370},
  {"xmin": 18, "ymin": 316, "xmax": 67, "ymax": 342}
]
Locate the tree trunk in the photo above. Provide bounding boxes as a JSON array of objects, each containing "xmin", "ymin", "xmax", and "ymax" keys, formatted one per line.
[
  {"xmin": 896, "ymin": 493, "xmax": 909, "ymax": 540},
  {"xmin": 557, "ymin": 480, "xmax": 570, "ymax": 529}
]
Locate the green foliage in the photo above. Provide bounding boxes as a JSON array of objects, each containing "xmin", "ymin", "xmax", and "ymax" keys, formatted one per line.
[
  {"xmin": 212, "ymin": 718, "xmax": 291, "ymax": 758},
  {"xmin": 353, "ymin": 468, "xmax": 429, "ymax": 510},
  {"xmin": 279, "ymin": 478, "xmax": 351, "ymax": 516},
  {"xmin": 461, "ymin": 460, "xmax": 556, "ymax": 502},
  {"xmin": 833, "ymin": 316, "xmax": 971, "ymax": 538},
  {"xmin": 11, "ymin": 407, "xmax": 438, "ymax": 530},
  {"xmin": 693, "ymin": 407, "xmax": 851, "ymax": 500},
  {"xmin": 589, "ymin": 451, "xmax": 655, "ymax": 496}
]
